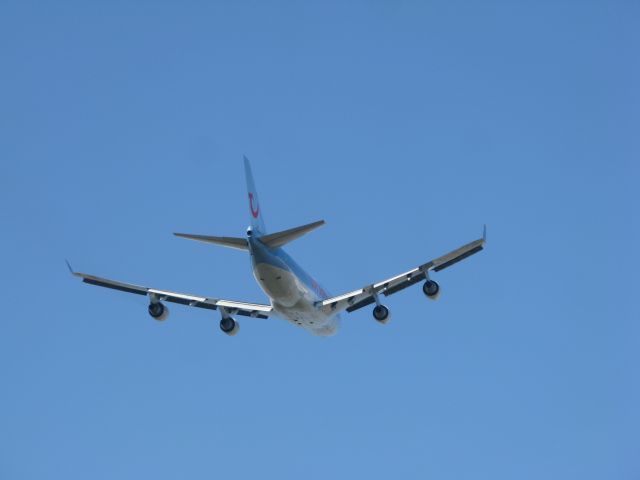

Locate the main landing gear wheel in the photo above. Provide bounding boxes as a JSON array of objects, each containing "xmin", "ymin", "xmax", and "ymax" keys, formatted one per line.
[{"xmin": 373, "ymin": 304, "xmax": 391, "ymax": 324}]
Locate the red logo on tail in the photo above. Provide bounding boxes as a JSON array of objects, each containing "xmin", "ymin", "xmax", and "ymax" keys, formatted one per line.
[{"xmin": 249, "ymin": 193, "xmax": 260, "ymax": 218}]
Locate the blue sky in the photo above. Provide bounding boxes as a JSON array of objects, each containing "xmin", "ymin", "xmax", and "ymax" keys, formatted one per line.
[{"xmin": 1, "ymin": 1, "xmax": 638, "ymax": 478}]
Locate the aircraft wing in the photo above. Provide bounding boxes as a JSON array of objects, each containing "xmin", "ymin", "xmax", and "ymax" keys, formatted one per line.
[
  {"xmin": 67, "ymin": 264, "xmax": 272, "ymax": 319},
  {"xmin": 318, "ymin": 227, "xmax": 486, "ymax": 315}
]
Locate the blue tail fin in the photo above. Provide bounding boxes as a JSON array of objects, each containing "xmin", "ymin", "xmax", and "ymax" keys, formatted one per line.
[{"xmin": 243, "ymin": 156, "xmax": 267, "ymax": 234}]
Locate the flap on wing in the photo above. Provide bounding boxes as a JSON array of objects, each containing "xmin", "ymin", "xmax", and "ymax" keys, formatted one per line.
[
  {"xmin": 70, "ymin": 269, "xmax": 272, "ymax": 318},
  {"xmin": 424, "ymin": 237, "xmax": 485, "ymax": 272},
  {"xmin": 80, "ymin": 274, "xmax": 148, "ymax": 296},
  {"xmin": 318, "ymin": 230, "xmax": 486, "ymax": 315}
]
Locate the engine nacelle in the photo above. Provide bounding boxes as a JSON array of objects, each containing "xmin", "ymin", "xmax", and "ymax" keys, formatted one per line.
[
  {"xmin": 423, "ymin": 280, "xmax": 441, "ymax": 301},
  {"xmin": 220, "ymin": 317, "xmax": 240, "ymax": 336},
  {"xmin": 148, "ymin": 302, "xmax": 170, "ymax": 321},
  {"xmin": 373, "ymin": 304, "xmax": 391, "ymax": 324}
]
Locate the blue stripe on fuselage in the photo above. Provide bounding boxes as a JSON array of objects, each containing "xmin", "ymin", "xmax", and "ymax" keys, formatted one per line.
[{"xmin": 248, "ymin": 236, "xmax": 330, "ymax": 301}]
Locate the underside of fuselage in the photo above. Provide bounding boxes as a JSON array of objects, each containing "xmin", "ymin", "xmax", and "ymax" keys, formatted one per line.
[{"xmin": 249, "ymin": 237, "xmax": 339, "ymax": 336}]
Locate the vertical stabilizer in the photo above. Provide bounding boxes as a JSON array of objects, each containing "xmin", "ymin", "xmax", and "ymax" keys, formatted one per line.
[{"xmin": 243, "ymin": 156, "xmax": 267, "ymax": 234}]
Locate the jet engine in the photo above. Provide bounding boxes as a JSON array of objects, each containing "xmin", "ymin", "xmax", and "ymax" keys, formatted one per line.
[
  {"xmin": 372, "ymin": 304, "xmax": 391, "ymax": 324},
  {"xmin": 148, "ymin": 302, "xmax": 170, "ymax": 321},
  {"xmin": 423, "ymin": 280, "xmax": 441, "ymax": 300},
  {"xmin": 220, "ymin": 317, "xmax": 240, "ymax": 336}
]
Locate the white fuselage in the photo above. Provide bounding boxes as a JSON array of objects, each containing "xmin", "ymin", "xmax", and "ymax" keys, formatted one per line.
[{"xmin": 248, "ymin": 237, "xmax": 339, "ymax": 336}]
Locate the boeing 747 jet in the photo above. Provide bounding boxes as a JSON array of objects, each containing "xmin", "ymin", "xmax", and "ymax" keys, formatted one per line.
[{"xmin": 69, "ymin": 157, "xmax": 485, "ymax": 336}]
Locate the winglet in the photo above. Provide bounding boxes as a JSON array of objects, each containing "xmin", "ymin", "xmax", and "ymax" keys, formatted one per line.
[
  {"xmin": 482, "ymin": 224, "xmax": 487, "ymax": 243},
  {"xmin": 65, "ymin": 259, "xmax": 76, "ymax": 275}
]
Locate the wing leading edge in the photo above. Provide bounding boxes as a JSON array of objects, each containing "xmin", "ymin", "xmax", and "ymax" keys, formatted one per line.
[
  {"xmin": 318, "ymin": 227, "xmax": 486, "ymax": 315},
  {"xmin": 67, "ymin": 266, "xmax": 272, "ymax": 319}
]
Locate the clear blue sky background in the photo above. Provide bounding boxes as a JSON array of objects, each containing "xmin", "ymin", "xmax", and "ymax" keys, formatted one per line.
[{"xmin": 1, "ymin": 1, "xmax": 638, "ymax": 478}]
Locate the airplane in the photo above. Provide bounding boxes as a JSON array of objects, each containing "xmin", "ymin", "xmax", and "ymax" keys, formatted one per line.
[{"xmin": 68, "ymin": 156, "xmax": 486, "ymax": 336}]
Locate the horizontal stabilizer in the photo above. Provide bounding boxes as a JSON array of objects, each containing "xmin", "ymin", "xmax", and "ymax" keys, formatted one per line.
[
  {"xmin": 260, "ymin": 220, "xmax": 325, "ymax": 249},
  {"xmin": 173, "ymin": 233, "xmax": 249, "ymax": 251}
]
